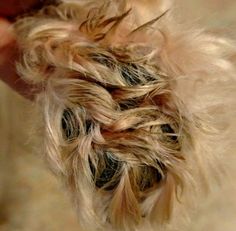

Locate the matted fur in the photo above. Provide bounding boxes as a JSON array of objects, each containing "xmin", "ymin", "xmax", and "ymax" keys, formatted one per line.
[{"xmin": 14, "ymin": 1, "xmax": 236, "ymax": 231}]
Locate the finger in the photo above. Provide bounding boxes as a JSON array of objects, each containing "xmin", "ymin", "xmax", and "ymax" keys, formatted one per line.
[
  {"xmin": 0, "ymin": 18, "xmax": 15, "ymax": 47},
  {"xmin": 0, "ymin": 19, "xmax": 38, "ymax": 100}
]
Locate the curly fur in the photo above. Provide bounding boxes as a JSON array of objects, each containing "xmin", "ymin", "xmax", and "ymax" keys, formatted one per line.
[{"xmin": 14, "ymin": 1, "xmax": 236, "ymax": 231}]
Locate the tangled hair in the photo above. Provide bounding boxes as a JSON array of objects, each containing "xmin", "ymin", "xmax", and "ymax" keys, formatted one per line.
[{"xmin": 14, "ymin": 1, "xmax": 236, "ymax": 230}]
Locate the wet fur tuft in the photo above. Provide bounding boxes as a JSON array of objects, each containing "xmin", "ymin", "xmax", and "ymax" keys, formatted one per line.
[{"xmin": 14, "ymin": 1, "xmax": 236, "ymax": 230}]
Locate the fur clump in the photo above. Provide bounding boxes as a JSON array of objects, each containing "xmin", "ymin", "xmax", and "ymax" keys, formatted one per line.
[{"xmin": 14, "ymin": 1, "xmax": 236, "ymax": 231}]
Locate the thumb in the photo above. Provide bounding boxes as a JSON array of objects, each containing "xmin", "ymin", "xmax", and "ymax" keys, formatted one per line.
[
  {"xmin": 0, "ymin": 18, "xmax": 15, "ymax": 48},
  {"xmin": 0, "ymin": 18, "xmax": 36, "ymax": 100}
]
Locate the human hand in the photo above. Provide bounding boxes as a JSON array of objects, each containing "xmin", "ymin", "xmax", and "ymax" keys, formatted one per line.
[{"xmin": 0, "ymin": 0, "xmax": 39, "ymax": 100}]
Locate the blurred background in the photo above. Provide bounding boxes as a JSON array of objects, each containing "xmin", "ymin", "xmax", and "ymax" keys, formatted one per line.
[{"xmin": 0, "ymin": 0, "xmax": 236, "ymax": 230}]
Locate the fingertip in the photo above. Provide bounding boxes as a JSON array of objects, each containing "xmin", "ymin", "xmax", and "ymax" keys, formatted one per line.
[{"xmin": 0, "ymin": 18, "xmax": 15, "ymax": 47}]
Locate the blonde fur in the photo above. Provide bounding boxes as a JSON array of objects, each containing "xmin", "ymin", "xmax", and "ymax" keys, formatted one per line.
[{"xmin": 14, "ymin": 1, "xmax": 236, "ymax": 231}]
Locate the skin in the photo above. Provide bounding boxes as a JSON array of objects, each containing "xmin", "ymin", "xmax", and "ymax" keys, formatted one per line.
[{"xmin": 0, "ymin": 0, "xmax": 39, "ymax": 99}]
